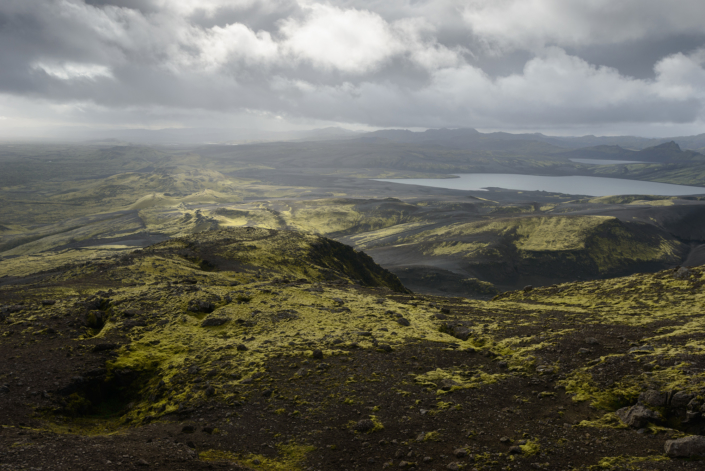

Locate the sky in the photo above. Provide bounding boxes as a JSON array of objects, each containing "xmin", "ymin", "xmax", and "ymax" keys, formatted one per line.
[{"xmin": 2, "ymin": 0, "xmax": 705, "ymax": 139}]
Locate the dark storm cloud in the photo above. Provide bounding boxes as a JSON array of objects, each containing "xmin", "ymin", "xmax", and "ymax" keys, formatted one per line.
[
  {"xmin": 1, "ymin": 0, "xmax": 705, "ymax": 134},
  {"xmin": 565, "ymin": 34, "xmax": 705, "ymax": 80}
]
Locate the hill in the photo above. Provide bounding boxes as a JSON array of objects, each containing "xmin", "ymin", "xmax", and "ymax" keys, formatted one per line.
[
  {"xmin": 1, "ymin": 229, "xmax": 705, "ymax": 470},
  {"xmin": 564, "ymin": 142, "xmax": 705, "ymax": 164}
]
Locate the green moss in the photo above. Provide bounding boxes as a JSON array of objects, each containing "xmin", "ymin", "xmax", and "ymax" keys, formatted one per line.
[
  {"xmin": 415, "ymin": 367, "xmax": 508, "ymax": 394},
  {"xmin": 576, "ymin": 413, "xmax": 628, "ymax": 430},
  {"xmin": 559, "ymin": 370, "xmax": 641, "ymax": 410},
  {"xmin": 368, "ymin": 415, "xmax": 385, "ymax": 433},
  {"xmin": 520, "ymin": 440, "xmax": 541, "ymax": 456},
  {"xmin": 200, "ymin": 443, "xmax": 315, "ymax": 470},
  {"xmin": 593, "ymin": 455, "xmax": 669, "ymax": 470},
  {"xmin": 199, "ymin": 449, "xmax": 239, "ymax": 462}
]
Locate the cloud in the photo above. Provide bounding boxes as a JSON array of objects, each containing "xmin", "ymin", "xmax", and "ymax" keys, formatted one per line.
[
  {"xmin": 280, "ymin": 5, "xmax": 403, "ymax": 73},
  {"xmin": 248, "ymin": 46, "xmax": 705, "ymax": 128},
  {"xmin": 0, "ymin": 0, "xmax": 704, "ymax": 135},
  {"xmin": 462, "ymin": 0, "xmax": 705, "ymax": 52},
  {"xmin": 32, "ymin": 61, "xmax": 114, "ymax": 80}
]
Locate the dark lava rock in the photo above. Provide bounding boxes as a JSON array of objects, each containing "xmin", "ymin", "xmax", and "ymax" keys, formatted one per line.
[
  {"xmin": 236, "ymin": 344, "xmax": 248, "ymax": 351},
  {"xmin": 453, "ymin": 448, "xmax": 467, "ymax": 458},
  {"xmin": 312, "ymin": 349, "xmax": 323, "ymax": 359},
  {"xmin": 639, "ymin": 390, "xmax": 667, "ymax": 407},
  {"xmin": 671, "ymin": 391, "xmax": 694, "ymax": 408},
  {"xmin": 378, "ymin": 344, "xmax": 393, "ymax": 352},
  {"xmin": 201, "ymin": 316, "xmax": 229, "ymax": 327},
  {"xmin": 0, "ymin": 384, "xmax": 9, "ymax": 394},
  {"xmin": 181, "ymin": 425, "xmax": 195, "ymax": 433},
  {"xmin": 41, "ymin": 300, "xmax": 56, "ymax": 306},
  {"xmin": 123, "ymin": 319, "xmax": 147, "ymax": 330},
  {"xmin": 204, "ymin": 386, "xmax": 216, "ymax": 397},
  {"xmin": 188, "ymin": 300, "xmax": 215, "ymax": 313},
  {"xmin": 585, "ymin": 337, "xmax": 600, "ymax": 345},
  {"xmin": 674, "ymin": 267, "xmax": 692, "ymax": 279},
  {"xmin": 628, "ymin": 345, "xmax": 655, "ymax": 354},
  {"xmin": 615, "ymin": 405, "xmax": 662, "ymax": 428},
  {"xmin": 523, "ymin": 285, "xmax": 533, "ymax": 292},
  {"xmin": 446, "ymin": 463, "xmax": 461, "ymax": 470},
  {"xmin": 396, "ymin": 318, "xmax": 410, "ymax": 327},
  {"xmin": 440, "ymin": 323, "xmax": 471, "ymax": 341},
  {"xmin": 354, "ymin": 419, "xmax": 375, "ymax": 432},
  {"xmin": 202, "ymin": 426, "xmax": 215, "ymax": 434},
  {"xmin": 261, "ymin": 389, "xmax": 274, "ymax": 398},
  {"xmin": 665, "ymin": 435, "xmax": 705, "ymax": 458},
  {"xmin": 509, "ymin": 446, "xmax": 523, "ymax": 454}
]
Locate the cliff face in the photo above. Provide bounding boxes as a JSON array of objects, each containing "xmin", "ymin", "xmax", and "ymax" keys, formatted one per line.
[{"xmin": 1, "ymin": 229, "xmax": 704, "ymax": 470}]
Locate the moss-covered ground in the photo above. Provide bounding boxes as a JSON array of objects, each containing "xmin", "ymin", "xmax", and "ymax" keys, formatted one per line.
[{"xmin": 1, "ymin": 228, "xmax": 704, "ymax": 470}]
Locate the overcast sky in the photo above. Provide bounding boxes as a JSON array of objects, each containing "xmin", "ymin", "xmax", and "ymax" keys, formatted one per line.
[{"xmin": 2, "ymin": 0, "xmax": 705, "ymax": 138}]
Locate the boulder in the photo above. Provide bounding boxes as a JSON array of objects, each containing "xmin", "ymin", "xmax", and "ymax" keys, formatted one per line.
[
  {"xmin": 615, "ymin": 405, "xmax": 662, "ymax": 428},
  {"xmin": 664, "ymin": 435, "xmax": 705, "ymax": 458},
  {"xmin": 671, "ymin": 391, "xmax": 695, "ymax": 408},
  {"xmin": 674, "ymin": 267, "xmax": 692, "ymax": 280},
  {"xmin": 638, "ymin": 390, "xmax": 667, "ymax": 407},
  {"xmin": 354, "ymin": 419, "xmax": 374, "ymax": 432},
  {"xmin": 188, "ymin": 300, "xmax": 215, "ymax": 313},
  {"xmin": 200, "ymin": 316, "xmax": 228, "ymax": 327},
  {"xmin": 440, "ymin": 323, "xmax": 471, "ymax": 341}
]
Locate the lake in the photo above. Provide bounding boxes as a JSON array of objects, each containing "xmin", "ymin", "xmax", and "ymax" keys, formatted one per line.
[
  {"xmin": 570, "ymin": 158, "xmax": 646, "ymax": 165},
  {"xmin": 374, "ymin": 174, "xmax": 705, "ymax": 197}
]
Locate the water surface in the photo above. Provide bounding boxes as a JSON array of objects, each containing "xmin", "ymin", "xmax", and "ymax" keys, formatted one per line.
[
  {"xmin": 374, "ymin": 174, "xmax": 705, "ymax": 197},
  {"xmin": 570, "ymin": 158, "xmax": 646, "ymax": 165}
]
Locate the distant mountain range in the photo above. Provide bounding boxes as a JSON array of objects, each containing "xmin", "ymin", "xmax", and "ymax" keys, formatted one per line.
[
  {"xmin": 8, "ymin": 124, "xmax": 705, "ymax": 157},
  {"xmin": 359, "ymin": 127, "xmax": 705, "ymax": 154}
]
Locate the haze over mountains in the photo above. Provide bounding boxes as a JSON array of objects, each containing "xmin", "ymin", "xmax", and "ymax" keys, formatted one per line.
[{"xmin": 11, "ymin": 126, "xmax": 705, "ymax": 154}]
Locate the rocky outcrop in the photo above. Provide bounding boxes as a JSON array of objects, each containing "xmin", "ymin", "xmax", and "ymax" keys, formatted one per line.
[
  {"xmin": 615, "ymin": 405, "xmax": 662, "ymax": 428},
  {"xmin": 664, "ymin": 435, "xmax": 705, "ymax": 458}
]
